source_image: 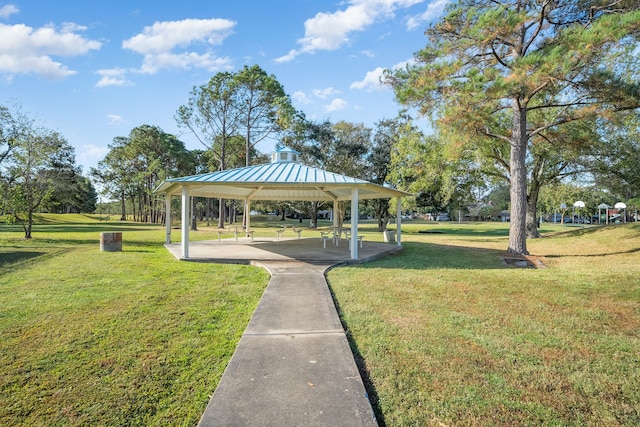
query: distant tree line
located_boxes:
[4,5,639,253]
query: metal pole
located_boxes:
[165,195,171,244]
[181,187,189,259]
[350,188,359,259]
[396,198,402,246]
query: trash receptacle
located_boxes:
[383,230,395,243]
[100,232,122,252]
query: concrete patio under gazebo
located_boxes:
[163,234,403,264]
[155,146,411,261]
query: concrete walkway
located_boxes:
[198,261,378,426]
[165,238,400,426]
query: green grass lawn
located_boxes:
[328,221,640,426]
[0,214,269,426]
[2,215,639,426]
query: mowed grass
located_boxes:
[328,221,640,426]
[0,214,269,426]
[3,215,639,426]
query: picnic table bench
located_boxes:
[216,226,239,242]
[276,225,303,240]
[217,226,255,242]
[320,228,363,248]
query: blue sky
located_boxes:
[0,0,448,172]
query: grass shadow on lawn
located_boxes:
[327,282,390,427]
[0,250,47,267]
[0,246,74,271]
[544,245,640,258]
[361,241,517,270]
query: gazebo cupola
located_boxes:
[271,146,300,163]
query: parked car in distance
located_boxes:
[436,214,450,221]
[572,216,591,224]
[546,213,571,223]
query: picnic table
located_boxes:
[216,226,255,242]
[276,225,303,240]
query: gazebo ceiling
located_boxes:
[155,161,411,202]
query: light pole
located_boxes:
[573,200,585,227]
[615,202,627,223]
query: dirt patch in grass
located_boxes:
[502,255,546,268]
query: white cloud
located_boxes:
[361,50,375,58]
[123,18,235,74]
[275,49,298,63]
[275,0,424,63]
[406,0,449,31]
[350,67,385,91]
[292,91,312,104]
[0,4,19,19]
[138,51,232,74]
[325,98,348,112]
[392,58,416,70]
[312,86,340,99]
[123,18,234,53]
[107,114,126,125]
[351,58,415,91]
[0,21,101,80]
[95,68,132,87]
[77,144,109,166]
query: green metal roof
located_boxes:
[155,161,410,202]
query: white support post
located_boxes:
[351,188,359,259]
[181,187,189,259]
[165,195,171,244]
[333,201,339,229]
[246,199,251,234]
[396,198,402,246]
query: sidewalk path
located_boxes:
[198,260,378,426]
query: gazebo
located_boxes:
[155,146,411,260]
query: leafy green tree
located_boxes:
[288,120,372,227]
[235,65,297,167]
[127,125,193,223]
[2,124,77,238]
[386,0,640,255]
[74,176,98,213]
[176,72,244,227]
[91,126,193,223]
[0,105,23,166]
[590,111,640,201]
[44,167,97,213]
[368,119,396,231]
[472,109,597,237]
[91,137,132,220]
[388,118,470,215]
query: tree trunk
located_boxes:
[508,102,529,255]
[120,191,126,221]
[243,201,248,229]
[206,198,211,226]
[25,209,33,239]
[231,201,237,223]
[130,195,136,222]
[218,198,225,228]
[335,201,344,227]
[526,180,542,239]
[310,201,319,229]
[190,196,197,230]
[374,198,390,231]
